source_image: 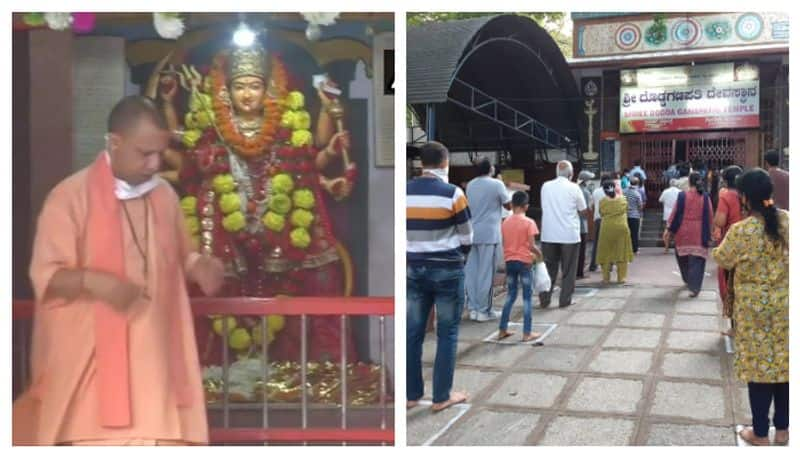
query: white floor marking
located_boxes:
[482,322,557,345]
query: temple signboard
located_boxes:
[619,62,760,134]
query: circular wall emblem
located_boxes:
[736,13,763,41]
[615,23,641,50]
[584,80,598,97]
[671,18,702,46]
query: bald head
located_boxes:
[556,160,573,179]
[107,95,168,135]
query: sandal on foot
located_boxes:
[522,332,542,342]
[774,430,789,446]
[431,391,468,413]
[739,427,770,446]
[406,400,420,409]
[497,330,514,341]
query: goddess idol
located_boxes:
[152,43,358,363]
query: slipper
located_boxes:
[738,427,770,446]
[497,330,514,341]
[522,332,542,342]
[431,391,468,413]
[774,430,789,446]
[406,400,420,409]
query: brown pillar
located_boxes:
[12,29,74,299]
[745,130,761,169]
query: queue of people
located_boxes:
[407,142,789,445]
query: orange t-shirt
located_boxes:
[502,213,539,264]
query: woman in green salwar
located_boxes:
[596,176,634,284]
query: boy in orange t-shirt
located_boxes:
[498,191,542,342]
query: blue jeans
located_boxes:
[407,264,465,403]
[499,261,534,335]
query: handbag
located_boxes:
[722,268,735,319]
[533,261,551,293]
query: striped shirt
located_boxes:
[407,176,473,266]
[623,186,643,219]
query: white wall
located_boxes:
[350,33,394,372]
[72,36,126,171]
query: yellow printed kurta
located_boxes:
[711,212,789,383]
[17,169,208,445]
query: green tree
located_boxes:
[407,12,572,58]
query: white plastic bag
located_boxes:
[533,262,551,293]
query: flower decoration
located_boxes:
[280,111,296,128]
[292,189,316,209]
[290,129,313,147]
[269,194,292,215]
[300,13,340,27]
[271,173,295,195]
[44,13,73,31]
[71,13,96,34]
[290,227,311,249]
[182,129,203,148]
[267,315,286,332]
[292,111,311,130]
[262,212,286,232]
[285,91,305,110]
[212,174,237,194]
[222,211,247,232]
[22,13,46,27]
[153,13,185,40]
[185,216,200,235]
[180,196,198,215]
[219,193,242,214]
[290,209,314,228]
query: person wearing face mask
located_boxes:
[464,157,511,321]
[407,141,473,412]
[539,161,589,308]
[712,168,788,446]
[663,172,714,298]
[596,176,634,284]
[13,95,225,445]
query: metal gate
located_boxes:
[636,138,673,208]
[686,137,746,170]
[630,135,747,207]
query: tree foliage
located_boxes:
[407,12,572,57]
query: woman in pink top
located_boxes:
[498,191,542,342]
[664,173,714,297]
[714,166,744,336]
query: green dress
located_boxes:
[596,196,634,265]
[712,212,789,383]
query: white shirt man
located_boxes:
[539,161,588,308]
[659,179,681,223]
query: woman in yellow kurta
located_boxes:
[596,177,634,284]
[712,168,788,446]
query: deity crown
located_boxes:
[228,45,268,82]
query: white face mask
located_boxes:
[104,144,161,201]
[425,167,449,183]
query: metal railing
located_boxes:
[12,296,394,445]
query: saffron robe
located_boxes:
[14,165,208,445]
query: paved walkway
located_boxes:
[408,247,755,446]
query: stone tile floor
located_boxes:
[408,248,749,446]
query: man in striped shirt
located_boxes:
[407,141,473,412]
